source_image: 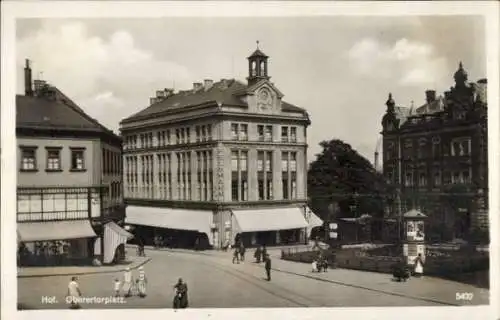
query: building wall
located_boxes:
[17,136,96,187]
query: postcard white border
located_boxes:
[1,1,499,320]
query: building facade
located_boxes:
[381,62,488,241]
[16,59,131,266]
[121,46,322,249]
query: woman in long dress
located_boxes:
[137,266,147,297]
[414,253,424,277]
[122,267,133,297]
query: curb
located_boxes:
[271,267,460,306]
[17,257,152,278]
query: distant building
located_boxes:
[16,59,130,266]
[381,62,488,240]
[120,45,322,249]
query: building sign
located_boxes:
[329,232,338,239]
[329,223,338,230]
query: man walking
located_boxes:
[239,243,246,262]
[232,247,240,264]
[264,254,271,281]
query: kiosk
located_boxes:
[402,209,427,266]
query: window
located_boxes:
[239,124,248,141]
[231,124,238,140]
[290,127,297,142]
[433,171,441,186]
[282,179,289,199]
[70,148,85,170]
[258,125,265,141]
[432,136,440,158]
[206,125,212,141]
[20,147,37,171]
[281,152,288,172]
[265,151,272,172]
[290,152,297,171]
[452,172,461,184]
[291,180,297,199]
[46,148,61,171]
[267,179,273,199]
[258,180,264,200]
[231,179,239,201]
[418,138,427,159]
[231,151,238,171]
[451,138,471,156]
[196,126,201,142]
[419,172,427,186]
[240,151,248,172]
[405,171,413,186]
[265,125,273,142]
[281,126,289,142]
[257,152,264,171]
[463,170,471,184]
[186,128,190,143]
[176,129,180,144]
[241,180,248,201]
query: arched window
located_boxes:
[260,61,265,75]
[251,61,257,76]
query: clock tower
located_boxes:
[247,41,270,86]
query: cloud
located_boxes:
[347,37,447,86]
[17,21,194,131]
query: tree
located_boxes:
[308,139,392,223]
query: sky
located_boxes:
[15,16,486,164]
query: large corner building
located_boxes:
[121,46,322,249]
[381,62,488,241]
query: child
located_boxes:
[114,278,121,297]
[312,259,318,272]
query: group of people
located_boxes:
[232,243,247,264]
[115,266,148,298]
[311,253,329,273]
[253,245,267,263]
[18,241,71,266]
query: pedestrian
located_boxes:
[239,243,246,262]
[67,276,82,309]
[232,247,240,264]
[173,278,188,309]
[262,245,267,259]
[254,246,262,263]
[414,253,424,278]
[114,278,121,297]
[312,259,318,272]
[264,254,272,281]
[137,266,147,298]
[122,267,133,297]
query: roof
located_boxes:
[121,78,307,124]
[248,48,268,58]
[17,95,101,131]
[403,209,427,219]
[394,106,411,125]
[17,86,121,142]
[415,97,445,115]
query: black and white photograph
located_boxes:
[1,1,499,320]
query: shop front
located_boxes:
[125,206,214,249]
[230,207,309,247]
[17,219,97,266]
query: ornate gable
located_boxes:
[243,79,285,114]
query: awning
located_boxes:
[232,207,308,233]
[95,222,133,264]
[17,220,97,242]
[125,206,213,239]
[305,207,323,238]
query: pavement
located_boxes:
[17,244,489,308]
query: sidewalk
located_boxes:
[161,245,489,306]
[268,257,489,306]
[17,255,151,278]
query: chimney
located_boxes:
[156,90,166,99]
[150,97,158,105]
[425,90,436,104]
[33,79,47,95]
[193,82,203,92]
[204,79,213,91]
[24,59,33,96]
